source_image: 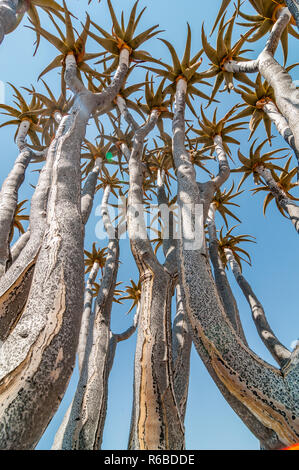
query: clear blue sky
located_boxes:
[0,0,298,450]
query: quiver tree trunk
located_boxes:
[54,236,120,450]
[53,185,137,450]
[0,99,87,450]
[0,49,129,450]
[126,110,184,450]
[172,77,299,449]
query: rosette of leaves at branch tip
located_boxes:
[9,200,29,242]
[101,114,134,166]
[0,83,43,147]
[238,0,299,63]
[84,242,107,276]
[143,23,212,115]
[145,149,176,194]
[16,0,65,54]
[81,133,112,178]
[136,73,173,120]
[146,126,174,172]
[251,156,299,216]
[218,225,256,271]
[92,281,124,303]
[22,79,73,145]
[190,104,247,157]
[212,183,243,228]
[186,136,214,175]
[28,0,104,84]
[231,63,299,142]
[211,0,233,35]
[230,74,275,142]
[201,7,255,104]
[119,279,141,314]
[96,167,127,198]
[232,138,288,188]
[87,0,162,74]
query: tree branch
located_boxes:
[256,166,299,234]
[207,204,248,344]
[0,146,33,276]
[212,135,230,189]
[81,157,103,225]
[127,110,160,269]
[225,248,291,367]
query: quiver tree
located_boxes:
[0,0,298,451]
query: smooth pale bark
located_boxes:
[0,51,129,450]
[224,248,291,367]
[156,169,177,275]
[81,157,103,225]
[258,53,299,168]
[0,146,32,276]
[116,94,139,132]
[212,135,230,189]
[77,261,100,373]
[207,204,247,345]
[172,284,192,422]
[195,134,231,224]
[10,229,30,264]
[225,8,299,163]
[262,101,299,165]
[256,166,299,233]
[172,79,298,449]
[127,110,184,450]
